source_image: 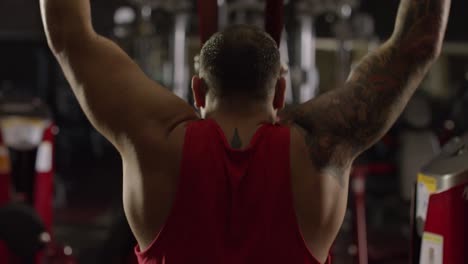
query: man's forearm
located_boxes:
[390,0,451,64]
[342,0,451,150]
[40,0,94,54]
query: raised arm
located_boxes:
[40,0,198,151]
[281,0,451,184]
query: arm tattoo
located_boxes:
[231,128,242,149]
[280,0,450,185]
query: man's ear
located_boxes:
[191,76,207,109]
[273,77,286,110]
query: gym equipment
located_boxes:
[400,95,440,201]
[128,0,195,99]
[197,0,284,51]
[0,98,55,231]
[173,4,192,99]
[287,0,362,103]
[350,163,402,264]
[289,0,320,103]
[0,98,77,263]
[412,134,468,264]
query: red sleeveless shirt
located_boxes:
[134,119,330,264]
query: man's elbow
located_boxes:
[46,26,96,57]
[41,2,64,54]
[45,28,66,55]
[415,38,443,63]
[41,0,94,54]
[43,17,95,55]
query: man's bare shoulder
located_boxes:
[134,118,199,158]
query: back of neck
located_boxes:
[204,110,275,150]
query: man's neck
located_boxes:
[204,108,276,126]
[204,109,276,149]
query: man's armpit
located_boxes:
[289,123,352,188]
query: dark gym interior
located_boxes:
[0,0,467,263]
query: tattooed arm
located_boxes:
[282,0,451,184]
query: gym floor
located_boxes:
[53,152,126,263]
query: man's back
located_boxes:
[130,119,333,264]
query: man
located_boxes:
[40,0,450,263]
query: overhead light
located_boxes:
[114,6,136,25]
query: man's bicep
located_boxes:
[57,35,197,148]
[281,45,425,167]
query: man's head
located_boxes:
[192,25,286,117]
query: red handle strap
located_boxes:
[265,0,284,47]
[198,0,219,45]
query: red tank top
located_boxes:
[134,119,330,264]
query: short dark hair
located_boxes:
[199,25,281,101]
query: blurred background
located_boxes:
[0,0,467,263]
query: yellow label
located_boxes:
[418,173,437,193]
[423,232,444,244]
